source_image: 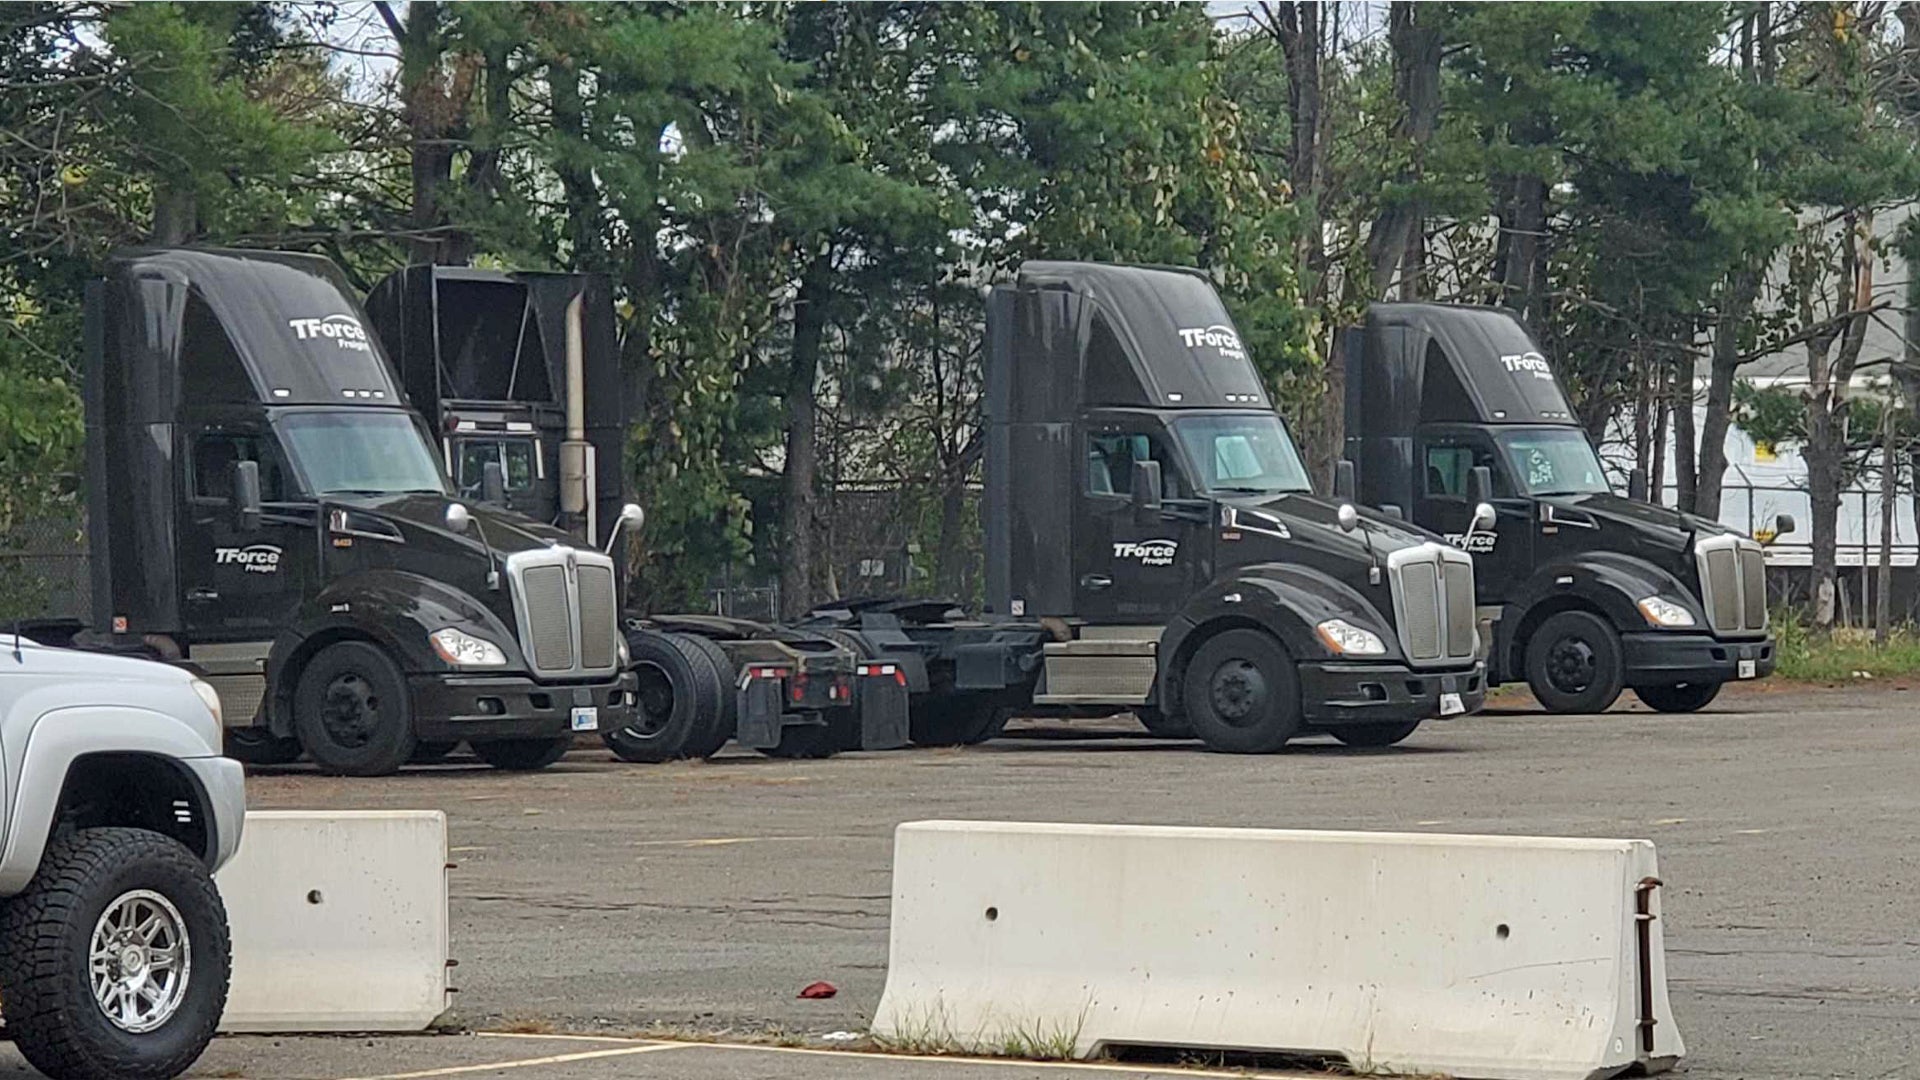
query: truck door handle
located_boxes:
[1081,574,1113,590]
[187,587,220,603]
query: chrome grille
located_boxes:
[505,546,624,679]
[1694,534,1768,635]
[1388,543,1478,667]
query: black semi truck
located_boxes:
[364,265,908,760]
[808,262,1488,752]
[1342,303,1786,713]
[63,248,635,775]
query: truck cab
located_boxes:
[84,249,635,775]
[1344,303,1781,713]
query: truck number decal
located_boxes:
[1177,324,1247,361]
[287,313,372,353]
[1500,350,1554,381]
[215,544,283,573]
[1113,539,1178,566]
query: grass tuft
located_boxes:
[1771,613,1920,682]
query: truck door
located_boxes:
[1076,423,1210,622]
[1416,429,1532,604]
[178,426,314,639]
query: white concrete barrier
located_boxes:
[216,810,449,1032]
[872,821,1683,1080]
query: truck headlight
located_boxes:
[1636,596,1695,628]
[189,678,223,727]
[1315,618,1387,656]
[431,627,509,667]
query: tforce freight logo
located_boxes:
[288,313,371,352]
[1444,532,1497,554]
[1113,539,1179,567]
[1500,350,1554,381]
[1177,324,1247,361]
[215,544,283,574]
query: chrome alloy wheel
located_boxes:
[89,889,191,1033]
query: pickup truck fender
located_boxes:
[0,705,241,893]
[1494,552,1704,680]
[1157,563,1404,711]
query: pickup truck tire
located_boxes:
[1523,610,1625,714]
[471,736,572,770]
[1331,720,1423,747]
[1633,681,1722,713]
[1182,628,1301,754]
[0,828,229,1080]
[909,696,1009,747]
[293,641,417,776]
[604,631,730,763]
[223,727,302,767]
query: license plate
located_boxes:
[1737,659,1756,680]
[1439,692,1465,716]
[570,706,599,732]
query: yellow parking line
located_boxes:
[334,1042,685,1080]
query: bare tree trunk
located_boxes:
[550,63,600,269]
[387,0,464,265]
[1650,359,1670,498]
[779,256,834,620]
[1673,360,1697,513]
[1497,172,1550,329]
[1695,267,1761,520]
[1365,1,1440,298]
[1876,401,1895,643]
[1806,210,1875,629]
[151,181,197,245]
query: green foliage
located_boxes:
[1770,613,1920,682]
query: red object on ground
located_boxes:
[797,981,838,1000]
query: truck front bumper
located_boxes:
[409,671,637,741]
[1621,632,1774,686]
[1297,660,1486,727]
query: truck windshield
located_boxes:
[1171,414,1313,495]
[276,411,448,497]
[1497,428,1610,496]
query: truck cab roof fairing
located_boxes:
[1358,303,1577,429]
[105,248,403,410]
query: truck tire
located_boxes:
[1134,705,1195,739]
[1523,610,1625,714]
[0,828,229,1080]
[909,696,1010,747]
[603,631,730,763]
[223,727,302,767]
[1331,721,1423,747]
[471,736,572,770]
[811,627,874,659]
[675,633,739,759]
[757,713,853,760]
[1633,681,1722,713]
[1182,628,1301,754]
[292,641,417,776]
[409,740,460,764]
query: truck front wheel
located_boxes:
[292,641,417,776]
[1182,629,1301,753]
[471,736,572,770]
[1633,681,1722,713]
[1523,610,1625,714]
[1331,721,1422,747]
[909,696,1010,747]
[603,631,731,763]
[0,828,229,1080]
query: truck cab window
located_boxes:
[192,433,290,502]
[455,438,537,496]
[1088,432,1185,498]
[1423,439,1508,499]
[1496,428,1610,496]
[1169,414,1311,495]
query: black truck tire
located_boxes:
[409,740,460,764]
[909,696,1010,747]
[1331,721,1423,747]
[1523,610,1625,714]
[810,626,874,659]
[675,633,740,758]
[0,828,229,1080]
[292,641,417,776]
[1182,628,1302,754]
[223,727,302,767]
[1633,681,1722,713]
[757,713,856,760]
[1134,705,1195,739]
[471,736,572,770]
[604,631,731,763]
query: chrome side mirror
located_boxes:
[1337,503,1359,533]
[1471,501,1496,535]
[445,502,472,535]
[603,502,645,555]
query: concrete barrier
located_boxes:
[216,810,449,1032]
[872,821,1683,1080]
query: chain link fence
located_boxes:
[0,512,89,622]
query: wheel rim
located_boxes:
[627,661,675,738]
[1207,658,1268,728]
[1544,635,1598,695]
[320,671,381,748]
[90,889,191,1034]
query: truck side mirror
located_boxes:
[1131,459,1163,523]
[1628,467,1649,502]
[1378,504,1404,521]
[603,502,645,555]
[1468,465,1493,507]
[482,460,507,506]
[1333,459,1356,501]
[1471,501,1497,534]
[1774,512,1796,538]
[230,459,262,532]
[445,502,471,535]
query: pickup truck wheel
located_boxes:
[0,828,229,1080]
[1633,681,1722,713]
[1134,705,1195,739]
[1182,629,1301,753]
[1523,611,1625,714]
[1331,721,1423,747]
[603,631,730,763]
[471,736,572,770]
[223,727,301,767]
[909,696,1009,747]
[293,641,417,776]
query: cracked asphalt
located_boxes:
[223,680,1918,1080]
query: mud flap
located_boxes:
[855,664,911,750]
[735,672,783,749]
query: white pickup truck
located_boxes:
[0,638,245,1080]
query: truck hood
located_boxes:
[1225,491,1441,554]
[1541,492,1723,550]
[327,492,574,555]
